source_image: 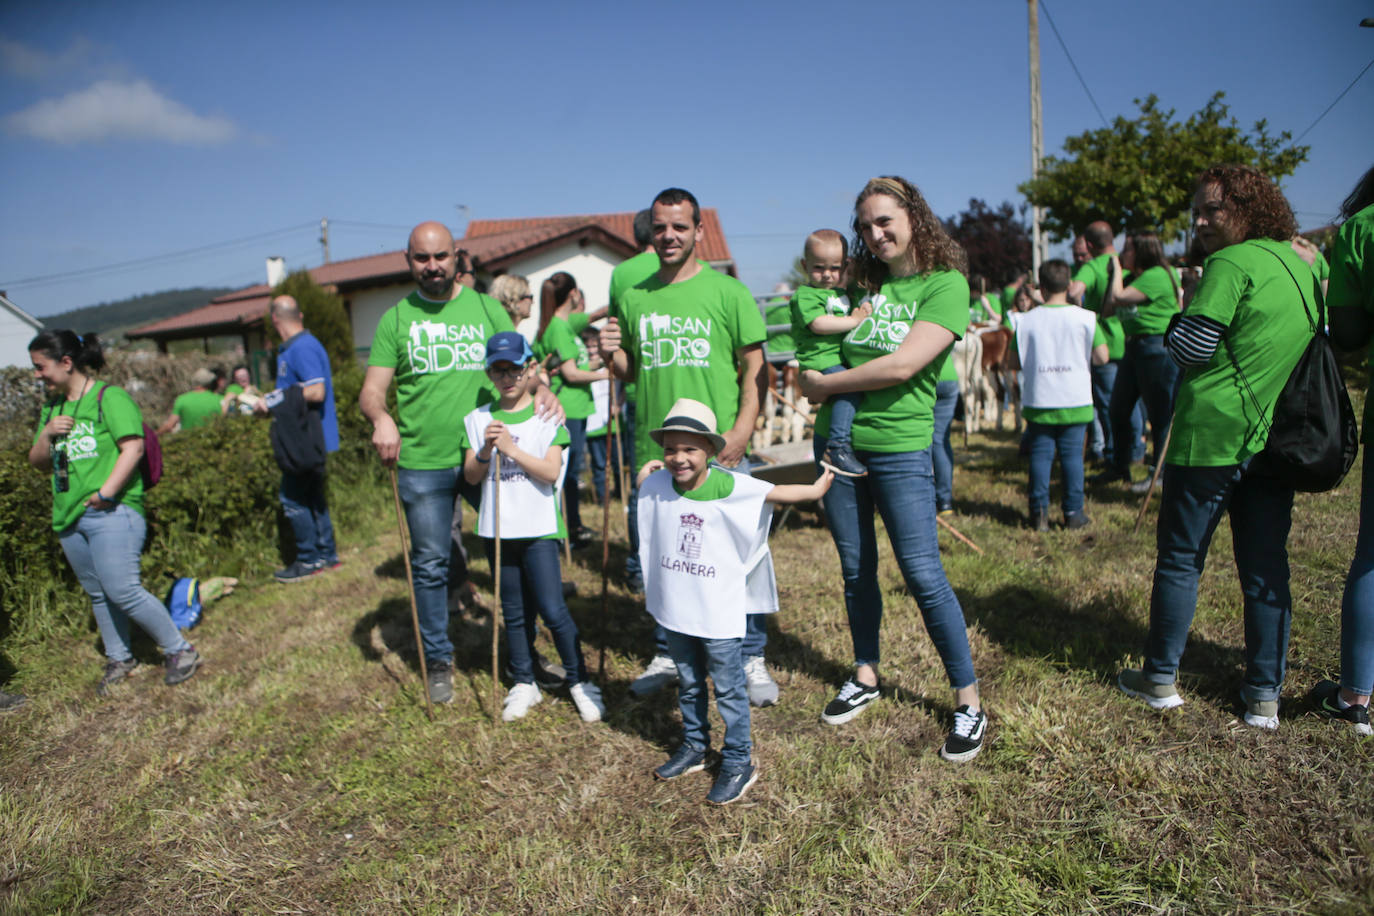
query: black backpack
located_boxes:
[1230,246,1358,492]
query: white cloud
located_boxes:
[3,79,237,145]
[0,35,96,80]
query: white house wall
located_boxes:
[0,308,42,368]
[349,281,418,354]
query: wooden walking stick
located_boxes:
[490,447,502,722]
[768,387,816,429]
[936,514,984,555]
[612,387,629,504]
[1133,421,1174,533]
[598,382,618,682]
[389,466,434,721]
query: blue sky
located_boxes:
[2,0,1371,318]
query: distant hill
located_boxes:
[39,287,234,341]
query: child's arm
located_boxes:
[462,445,488,485]
[766,467,833,504]
[808,300,872,336]
[636,459,664,487]
[472,420,564,486]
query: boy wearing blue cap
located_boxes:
[462,332,605,723]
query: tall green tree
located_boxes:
[1019,92,1308,244]
[268,270,354,370]
[943,199,1032,287]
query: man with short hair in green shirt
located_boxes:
[599,188,780,707]
[157,368,222,434]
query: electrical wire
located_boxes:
[1039,0,1110,128]
[1294,56,1374,144]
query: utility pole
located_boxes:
[319,217,331,264]
[1028,0,1046,273]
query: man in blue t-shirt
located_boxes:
[263,294,339,582]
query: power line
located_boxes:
[1039,0,1110,128]
[0,222,316,290]
[1294,56,1374,144]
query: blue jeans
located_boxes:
[281,467,337,567]
[587,434,624,504]
[564,417,587,534]
[483,537,586,685]
[396,466,464,664]
[1341,451,1374,696]
[1111,335,1179,473]
[59,503,190,662]
[931,379,959,510]
[448,477,482,594]
[1026,422,1087,517]
[820,364,863,449]
[664,628,751,771]
[814,437,977,688]
[1143,462,1295,703]
[1091,361,1146,463]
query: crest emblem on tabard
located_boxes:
[677,513,703,558]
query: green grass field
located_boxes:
[3,426,1371,915]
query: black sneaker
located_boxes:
[1312,680,1373,737]
[570,527,595,550]
[427,660,454,705]
[1064,511,1092,530]
[820,445,868,478]
[274,560,319,584]
[312,558,343,573]
[654,743,707,780]
[821,677,881,725]
[940,704,987,762]
[97,657,140,696]
[706,763,758,805]
[163,648,202,686]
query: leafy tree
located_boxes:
[1019,92,1308,244]
[268,270,355,370]
[943,199,1032,288]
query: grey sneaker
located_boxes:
[0,689,28,710]
[1117,668,1183,710]
[427,661,454,705]
[1242,696,1279,730]
[164,648,201,686]
[743,656,779,707]
[98,657,141,696]
[630,654,679,696]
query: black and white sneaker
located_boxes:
[940,705,987,762]
[821,677,880,725]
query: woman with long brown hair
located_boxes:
[800,176,985,762]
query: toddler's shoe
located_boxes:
[820,445,867,478]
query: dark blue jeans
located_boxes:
[1026,421,1087,516]
[483,537,586,685]
[820,364,863,449]
[397,466,463,664]
[931,379,959,510]
[1111,335,1179,473]
[1143,462,1295,703]
[664,628,751,770]
[281,467,337,567]
[1342,451,1374,696]
[564,417,587,534]
[814,437,977,688]
[1091,360,1145,464]
[587,433,624,504]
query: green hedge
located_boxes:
[0,362,387,651]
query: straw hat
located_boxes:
[649,398,726,452]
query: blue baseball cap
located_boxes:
[485,331,534,368]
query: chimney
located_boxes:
[266,256,286,288]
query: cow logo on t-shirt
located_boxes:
[405,320,490,374]
[638,313,713,369]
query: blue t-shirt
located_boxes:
[276,330,338,453]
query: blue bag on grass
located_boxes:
[165,577,203,629]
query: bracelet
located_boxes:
[476,453,491,464]
[96,491,109,502]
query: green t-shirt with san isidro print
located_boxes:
[790,285,854,371]
[538,315,595,420]
[1168,239,1317,467]
[34,382,147,531]
[368,286,514,470]
[611,265,766,469]
[816,270,969,453]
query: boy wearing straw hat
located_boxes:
[638,398,831,804]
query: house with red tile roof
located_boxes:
[127,209,737,363]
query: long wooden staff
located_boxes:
[389,467,433,721]
[936,514,984,555]
[768,387,816,429]
[490,448,502,722]
[598,382,618,682]
[613,386,629,503]
[1133,421,1173,533]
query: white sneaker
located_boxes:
[630,654,679,696]
[743,655,779,707]
[570,682,605,722]
[502,682,543,722]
